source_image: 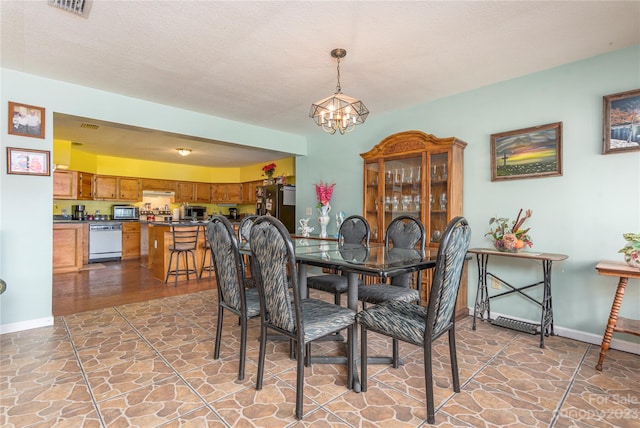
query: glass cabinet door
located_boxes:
[363,161,381,241]
[381,156,423,241]
[427,152,449,246]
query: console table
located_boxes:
[469,248,568,348]
[594,260,640,371]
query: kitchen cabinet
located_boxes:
[242,180,262,203]
[195,182,211,204]
[118,177,140,201]
[53,170,77,199]
[212,183,243,203]
[53,170,94,200]
[122,222,141,259]
[141,178,176,192]
[53,223,84,273]
[361,130,468,314]
[175,182,195,203]
[93,175,118,200]
[78,171,94,200]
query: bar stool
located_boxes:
[200,224,215,279]
[165,224,200,286]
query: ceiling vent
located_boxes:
[49,0,92,18]
[80,122,99,130]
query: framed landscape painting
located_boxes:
[490,122,563,182]
[602,89,640,154]
[8,101,45,139]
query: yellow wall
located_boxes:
[60,145,295,183]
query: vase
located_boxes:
[624,252,640,268]
[493,240,519,253]
[318,204,331,238]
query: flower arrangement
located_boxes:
[262,163,277,178]
[619,232,640,268]
[315,181,335,208]
[486,208,533,252]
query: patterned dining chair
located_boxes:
[357,216,471,424]
[307,215,370,305]
[249,216,357,420]
[207,215,261,380]
[357,215,426,307]
[238,215,259,288]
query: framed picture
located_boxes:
[490,122,563,182]
[6,147,51,176]
[7,101,45,139]
[602,89,640,154]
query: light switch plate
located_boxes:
[491,277,500,290]
[306,207,312,216]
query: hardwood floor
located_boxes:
[52,258,216,316]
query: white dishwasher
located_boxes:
[89,222,123,262]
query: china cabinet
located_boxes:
[361,130,466,246]
[361,130,468,315]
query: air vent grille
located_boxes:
[49,0,92,18]
[80,123,99,130]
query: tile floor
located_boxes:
[1,289,638,427]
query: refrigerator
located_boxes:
[257,184,296,233]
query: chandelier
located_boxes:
[309,48,369,135]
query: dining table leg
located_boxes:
[298,263,308,299]
[347,271,361,392]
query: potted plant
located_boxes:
[486,209,533,252]
[619,232,640,268]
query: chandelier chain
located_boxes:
[335,57,342,94]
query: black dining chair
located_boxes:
[357,215,426,307]
[357,216,471,424]
[238,215,260,288]
[164,223,200,286]
[207,215,261,380]
[307,215,370,305]
[249,216,356,420]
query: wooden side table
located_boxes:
[595,260,640,371]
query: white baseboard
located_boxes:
[0,316,54,335]
[465,307,640,355]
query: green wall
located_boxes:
[297,45,640,350]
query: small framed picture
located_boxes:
[602,89,640,154]
[7,147,51,176]
[490,122,563,182]
[8,101,45,139]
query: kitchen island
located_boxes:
[148,221,211,282]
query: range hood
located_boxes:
[142,190,175,197]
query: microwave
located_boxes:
[185,206,207,220]
[112,205,139,220]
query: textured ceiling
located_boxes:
[2,1,639,167]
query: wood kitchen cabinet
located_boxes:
[194,182,211,204]
[361,130,468,316]
[53,223,84,273]
[118,177,140,201]
[53,170,77,199]
[242,180,262,203]
[212,183,243,203]
[93,175,118,200]
[53,170,94,200]
[94,176,139,201]
[175,182,195,203]
[121,222,141,259]
[140,178,176,192]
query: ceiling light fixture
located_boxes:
[176,148,192,157]
[309,48,369,135]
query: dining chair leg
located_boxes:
[425,342,435,424]
[239,315,247,380]
[392,338,400,368]
[214,308,224,359]
[449,327,460,392]
[295,339,305,420]
[360,324,368,392]
[256,323,267,390]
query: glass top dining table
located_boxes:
[240,237,438,392]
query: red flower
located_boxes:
[262,163,277,176]
[315,181,335,207]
